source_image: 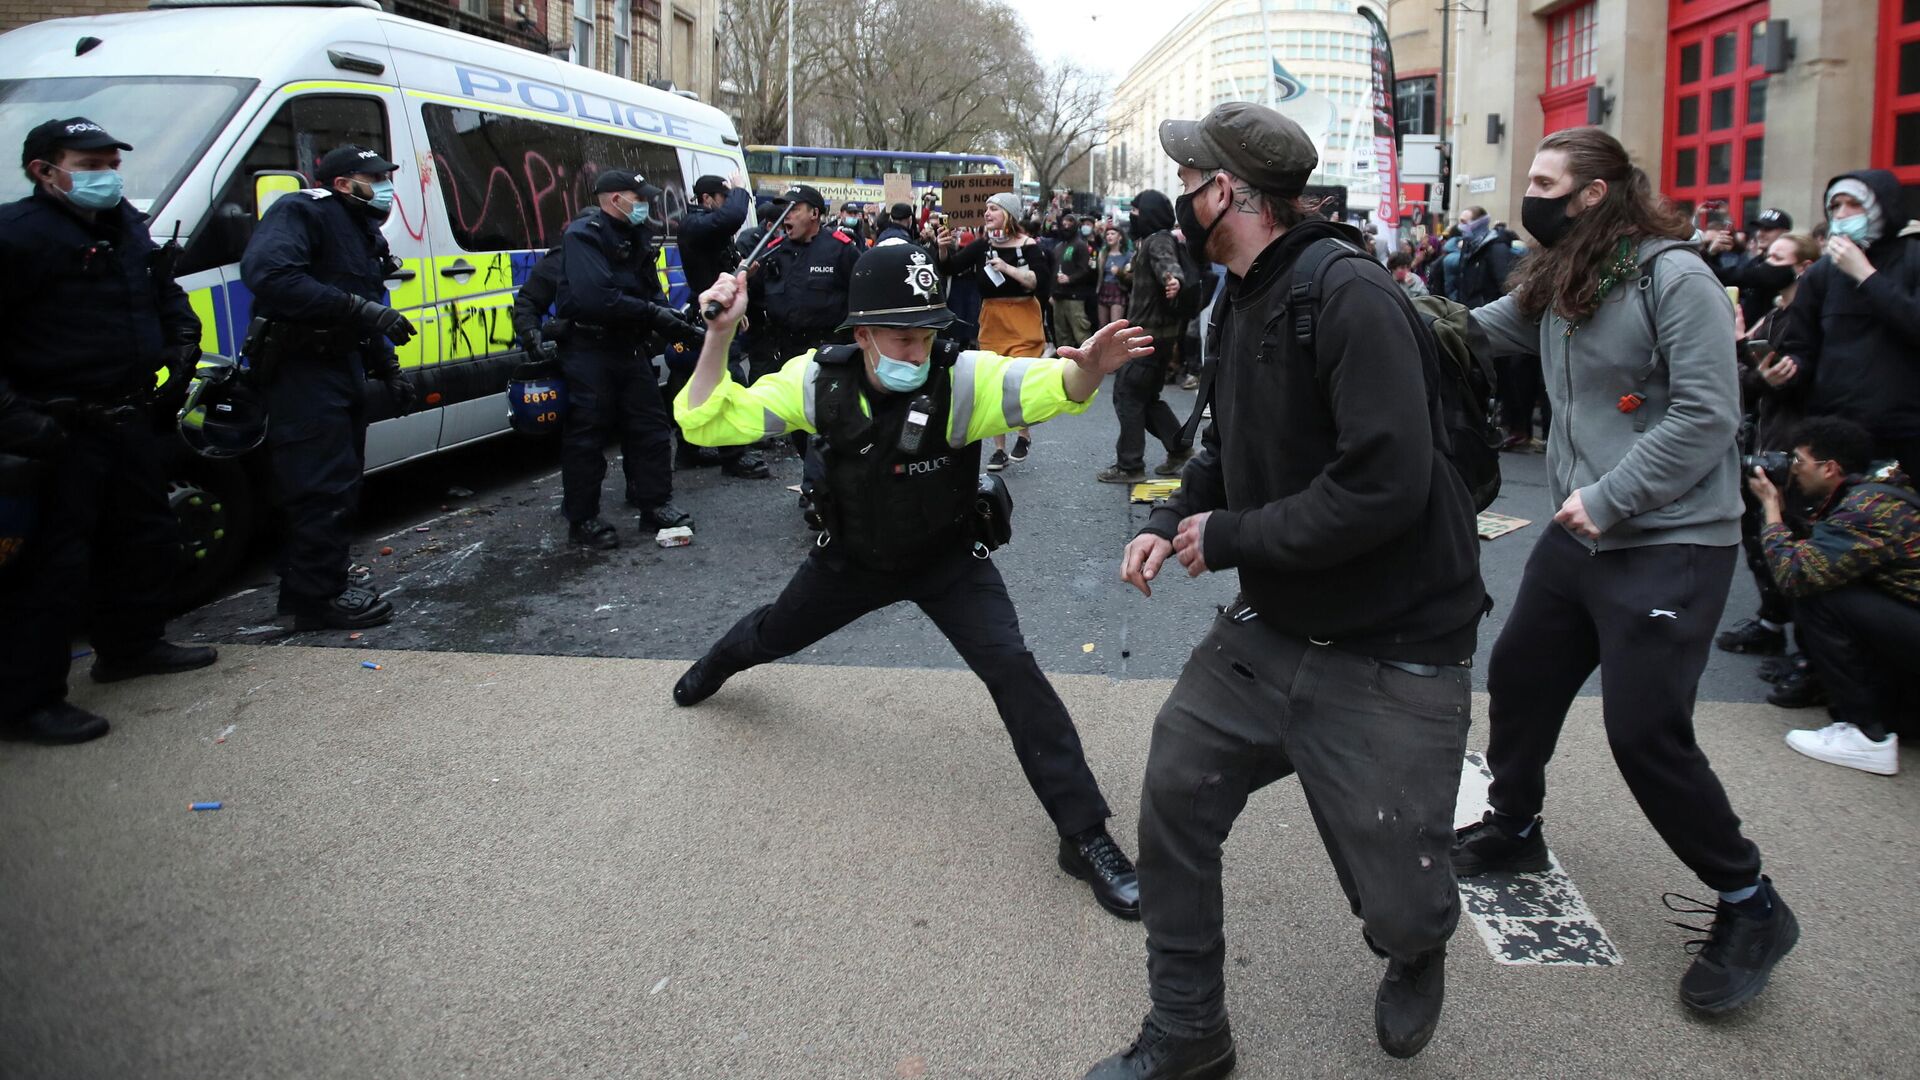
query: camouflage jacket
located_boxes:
[1761,464,1920,605]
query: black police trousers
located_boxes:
[559,339,672,522]
[702,547,1112,838]
[1138,606,1471,1037]
[1792,584,1920,741]
[1486,526,1763,892]
[0,417,179,722]
[267,353,368,603]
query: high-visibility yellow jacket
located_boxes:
[673,349,1095,448]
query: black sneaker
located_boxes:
[1767,668,1828,709]
[4,702,111,744]
[1059,828,1141,920]
[1669,877,1799,1015]
[91,642,218,683]
[1376,949,1446,1059]
[1716,618,1786,655]
[1758,652,1805,685]
[1451,811,1550,876]
[1083,1016,1235,1080]
[568,518,620,550]
[637,503,693,530]
[1008,436,1031,463]
[987,448,1009,472]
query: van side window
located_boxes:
[179,94,389,275]
[420,104,687,253]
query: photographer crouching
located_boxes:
[1747,415,1919,775]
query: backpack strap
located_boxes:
[1290,237,1376,356]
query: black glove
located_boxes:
[156,341,199,417]
[650,305,706,347]
[519,329,543,356]
[384,375,418,417]
[342,294,417,345]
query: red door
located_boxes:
[1664,0,1769,226]
[1876,0,1920,207]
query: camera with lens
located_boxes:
[1742,449,1792,487]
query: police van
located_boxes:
[0,0,747,602]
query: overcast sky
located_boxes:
[1018,0,1194,77]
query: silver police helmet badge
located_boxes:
[904,251,939,300]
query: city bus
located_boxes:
[742,146,1015,208]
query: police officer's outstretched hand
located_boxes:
[1057,319,1155,376]
[342,294,417,346]
[699,271,749,333]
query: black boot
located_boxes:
[568,518,620,550]
[1767,667,1828,708]
[4,702,111,744]
[675,445,722,470]
[1084,1016,1235,1080]
[721,451,771,479]
[91,642,219,683]
[1451,811,1551,876]
[637,503,693,530]
[1715,617,1785,655]
[1059,828,1141,920]
[288,585,395,631]
[673,653,736,707]
[1671,877,1799,1015]
[1375,949,1446,1059]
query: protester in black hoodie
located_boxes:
[1084,102,1485,1080]
[1774,169,1920,468]
[1096,189,1190,484]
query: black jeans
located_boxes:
[1112,347,1186,471]
[703,548,1112,837]
[1486,526,1762,892]
[558,340,672,522]
[1139,607,1471,1038]
[0,417,178,722]
[266,354,368,602]
[1792,585,1920,741]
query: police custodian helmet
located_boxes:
[837,243,955,331]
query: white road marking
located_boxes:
[1455,752,1622,967]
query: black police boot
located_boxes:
[673,653,737,707]
[1671,877,1799,1015]
[91,642,219,684]
[637,503,693,530]
[1716,617,1786,655]
[722,451,771,479]
[675,445,721,470]
[290,585,394,631]
[1059,828,1141,920]
[568,518,620,550]
[1375,949,1446,1059]
[1084,1016,1235,1080]
[1451,811,1551,876]
[5,702,111,744]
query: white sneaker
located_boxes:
[1784,722,1899,776]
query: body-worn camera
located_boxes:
[1743,449,1792,487]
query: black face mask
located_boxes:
[1521,192,1577,249]
[1174,181,1221,266]
[1750,261,1797,292]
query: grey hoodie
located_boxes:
[1471,237,1742,551]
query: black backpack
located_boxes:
[1167,234,1219,321]
[1288,237,1502,511]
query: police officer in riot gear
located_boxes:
[672,244,1157,920]
[0,116,217,744]
[552,170,701,549]
[669,172,767,479]
[241,143,418,630]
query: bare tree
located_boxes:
[719,0,833,145]
[1003,61,1119,197]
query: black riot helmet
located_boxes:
[178,357,268,459]
[836,243,955,331]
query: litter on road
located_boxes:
[360,661,383,671]
[656,526,694,548]
[188,802,222,811]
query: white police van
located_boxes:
[0,0,747,601]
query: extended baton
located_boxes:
[703,199,798,322]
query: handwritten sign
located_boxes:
[882,172,913,209]
[940,172,1014,231]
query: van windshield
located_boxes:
[0,76,255,213]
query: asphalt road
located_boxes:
[169,372,1775,703]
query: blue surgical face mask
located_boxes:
[59,166,123,210]
[366,179,395,212]
[1828,212,1870,243]
[874,353,930,392]
[1080,224,1093,237]
[627,199,651,226]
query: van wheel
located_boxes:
[167,457,256,611]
